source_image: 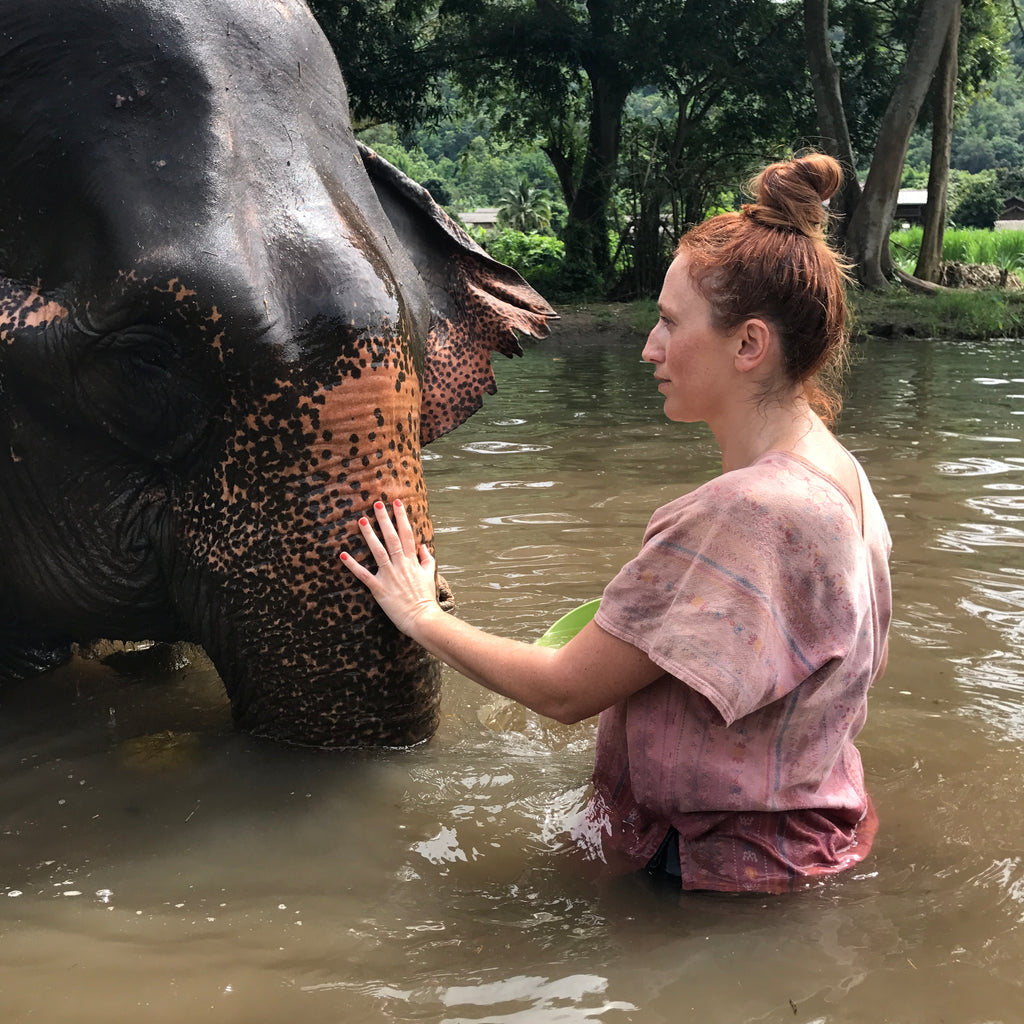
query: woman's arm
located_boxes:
[340,500,664,724]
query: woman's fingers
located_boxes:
[344,500,426,575]
[340,500,439,638]
[392,499,418,554]
[372,497,415,561]
[339,548,371,581]
[357,512,392,567]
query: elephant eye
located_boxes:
[80,327,222,462]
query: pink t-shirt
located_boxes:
[583,451,892,892]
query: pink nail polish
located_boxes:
[359,517,368,526]
[394,499,403,509]
[374,501,384,510]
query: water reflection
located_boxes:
[438,973,638,1022]
[460,441,553,455]
[3,335,1024,1022]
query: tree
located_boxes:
[803,0,861,224]
[804,0,963,288]
[805,0,1010,289]
[610,4,810,298]
[434,0,802,295]
[950,27,1024,171]
[309,0,1013,295]
[847,0,961,289]
[435,0,654,291]
[951,170,1003,226]
[497,179,554,232]
[916,0,1008,278]
[915,2,962,282]
[306,1,443,128]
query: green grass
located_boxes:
[606,234,1024,342]
[612,286,1024,343]
[890,226,1024,276]
[626,298,658,333]
[849,285,1024,339]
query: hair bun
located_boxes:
[744,153,843,238]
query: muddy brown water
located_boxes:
[2,333,1024,1023]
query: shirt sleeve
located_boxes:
[594,463,862,725]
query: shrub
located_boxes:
[950,173,1003,229]
[470,227,565,293]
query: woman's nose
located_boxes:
[641,332,660,364]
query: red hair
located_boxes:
[676,153,851,424]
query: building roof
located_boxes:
[460,207,501,226]
[897,188,928,206]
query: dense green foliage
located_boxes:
[950,171,1005,228]
[358,122,562,215]
[908,25,1024,172]
[469,229,565,294]
[307,1,1024,300]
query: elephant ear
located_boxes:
[358,142,556,445]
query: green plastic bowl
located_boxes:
[534,599,601,648]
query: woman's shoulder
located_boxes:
[673,452,824,509]
[647,452,859,543]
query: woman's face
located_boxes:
[642,256,738,424]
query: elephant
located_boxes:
[0,0,554,747]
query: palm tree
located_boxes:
[497,179,553,233]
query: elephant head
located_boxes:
[0,0,553,746]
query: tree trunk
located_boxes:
[562,70,631,287]
[803,0,861,235]
[553,0,636,289]
[622,86,697,298]
[541,140,578,212]
[914,0,961,282]
[845,0,961,289]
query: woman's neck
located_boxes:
[714,397,824,474]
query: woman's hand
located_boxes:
[340,501,662,723]
[340,499,441,638]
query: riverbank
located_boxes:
[550,286,1024,344]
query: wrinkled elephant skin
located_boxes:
[0,0,553,746]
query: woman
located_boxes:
[341,152,892,893]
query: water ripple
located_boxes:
[965,494,1024,521]
[935,457,1024,476]
[966,858,1024,920]
[954,654,1024,740]
[461,441,552,455]
[474,480,557,491]
[482,512,584,526]
[933,523,1024,552]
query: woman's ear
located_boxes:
[734,318,774,373]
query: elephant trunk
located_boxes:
[172,334,442,747]
[218,595,442,748]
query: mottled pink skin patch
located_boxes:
[0,285,69,343]
[420,255,552,445]
[156,278,198,302]
[170,296,442,745]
